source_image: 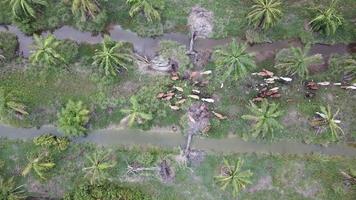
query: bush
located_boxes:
[58,100,90,137]
[0,31,18,62]
[64,182,151,200]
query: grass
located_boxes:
[0,138,355,199]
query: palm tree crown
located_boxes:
[93,36,132,77]
[247,0,283,30]
[126,0,163,22]
[214,40,256,83]
[275,44,323,79]
[121,96,152,127]
[242,100,283,139]
[309,0,344,35]
[7,0,47,19]
[30,34,65,66]
[215,158,253,197]
[0,177,26,200]
[82,150,116,185]
[71,0,100,20]
[316,105,344,141]
[21,154,55,180]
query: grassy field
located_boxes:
[0,138,355,199]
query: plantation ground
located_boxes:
[0,138,355,199]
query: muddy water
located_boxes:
[0,25,190,58]
[0,124,355,157]
[0,25,354,60]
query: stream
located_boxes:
[0,124,355,157]
[0,25,355,60]
[0,25,355,157]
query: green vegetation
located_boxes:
[0,87,29,121]
[0,31,18,61]
[93,36,132,77]
[0,177,25,200]
[213,40,256,83]
[121,96,153,127]
[275,44,323,79]
[7,0,48,19]
[215,158,253,197]
[71,0,100,20]
[30,34,65,67]
[315,105,344,141]
[33,134,70,151]
[58,100,90,136]
[309,0,344,36]
[82,150,116,185]
[127,0,164,22]
[247,0,283,30]
[21,153,55,180]
[64,181,151,200]
[242,100,283,140]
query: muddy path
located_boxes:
[0,25,355,61]
[0,124,355,157]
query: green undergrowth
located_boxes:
[0,138,355,199]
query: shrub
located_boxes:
[58,100,90,136]
[0,31,18,62]
[64,181,152,200]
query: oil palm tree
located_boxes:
[58,100,90,137]
[214,40,256,83]
[82,150,116,185]
[242,100,283,139]
[215,158,253,197]
[316,105,344,141]
[121,96,152,127]
[21,154,55,180]
[309,0,343,36]
[0,88,29,119]
[7,0,47,19]
[29,34,65,67]
[71,0,100,20]
[275,44,323,79]
[126,0,163,22]
[0,177,26,200]
[93,36,132,77]
[247,0,283,30]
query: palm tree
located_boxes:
[215,158,253,197]
[309,0,344,36]
[71,0,100,20]
[121,96,152,127]
[315,105,344,141]
[21,154,55,180]
[82,150,116,185]
[214,40,256,83]
[58,100,90,137]
[7,0,47,19]
[0,177,26,200]
[0,88,29,119]
[126,0,163,22]
[247,0,283,30]
[275,44,323,79]
[93,36,132,77]
[242,100,283,139]
[29,34,65,67]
